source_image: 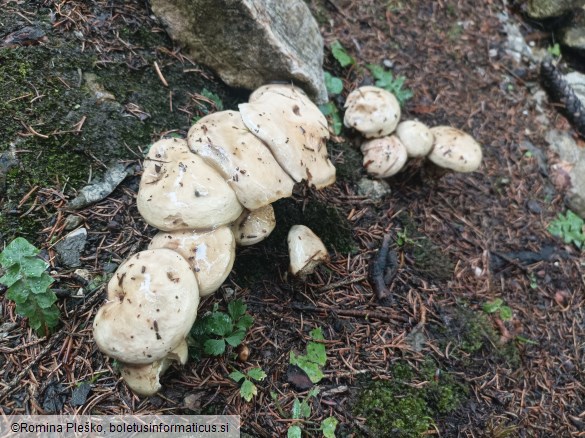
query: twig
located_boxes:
[316,275,367,292]
[290,303,408,323]
[368,234,398,301]
[153,61,168,87]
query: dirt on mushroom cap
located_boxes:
[136,138,243,231]
[92,249,199,365]
[148,227,236,297]
[238,85,336,189]
[187,110,295,210]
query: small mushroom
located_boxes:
[239,84,336,189]
[187,110,295,210]
[93,249,199,365]
[148,227,236,296]
[231,204,276,246]
[361,136,408,178]
[395,120,434,158]
[427,126,483,173]
[287,225,329,277]
[136,138,243,231]
[344,86,401,138]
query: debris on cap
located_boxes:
[239,84,336,189]
[136,138,243,231]
[188,110,295,210]
[361,135,408,178]
[148,227,236,296]
[428,126,483,173]
[344,86,401,138]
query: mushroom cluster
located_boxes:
[343,86,483,178]
[93,84,336,396]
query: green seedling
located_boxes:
[482,298,513,321]
[547,43,561,58]
[189,299,254,359]
[290,327,327,384]
[547,210,585,249]
[330,40,354,67]
[319,72,344,136]
[229,367,267,402]
[191,88,224,124]
[286,388,338,438]
[366,64,413,105]
[0,237,59,336]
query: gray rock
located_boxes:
[150,0,327,103]
[68,162,134,210]
[545,130,585,219]
[63,214,84,231]
[357,178,392,200]
[526,0,585,19]
[54,228,87,268]
[564,71,585,105]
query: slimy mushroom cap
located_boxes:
[187,110,295,210]
[239,85,336,189]
[148,227,236,297]
[361,135,408,178]
[428,126,483,172]
[395,120,434,158]
[231,204,276,246]
[137,138,243,231]
[93,249,199,365]
[344,86,401,138]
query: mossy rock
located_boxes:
[0,8,235,244]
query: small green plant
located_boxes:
[366,64,413,105]
[330,40,354,67]
[482,298,512,321]
[229,367,267,402]
[191,88,224,124]
[547,210,585,249]
[290,327,327,384]
[547,43,561,58]
[284,388,338,438]
[320,72,344,135]
[189,299,254,359]
[396,229,420,247]
[0,237,59,336]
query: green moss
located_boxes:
[354,360,466,437]
[0,13,234,243]
[435,307,520,366]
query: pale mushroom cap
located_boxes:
[239,85,336,189]
[287,225,329,277]
[428,126,483,172]
[137,138,243,231]
[119,340,188,397]
[248,83,308,103]
[395,120,434,158]
[361,135,408,178]
[148,227,236,296]
[93,249,199,365]
[187,110,295,210]
[231,204,276,246]
[344,86,401,138]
